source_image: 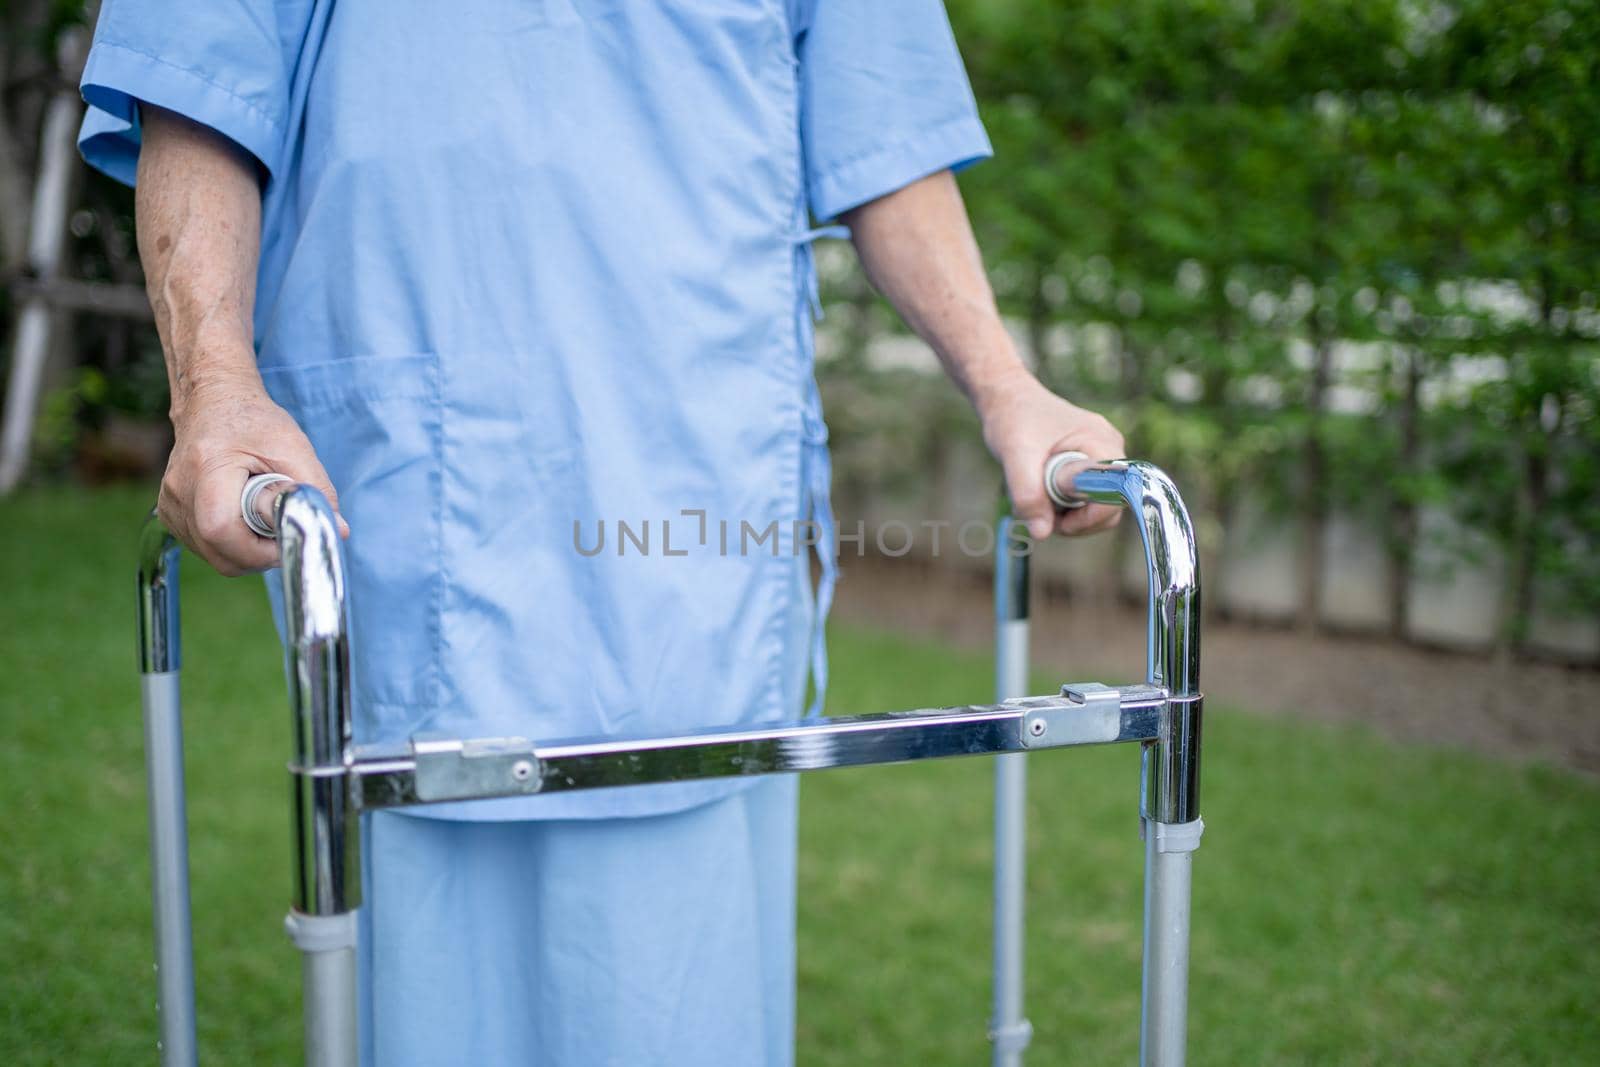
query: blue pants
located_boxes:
[357,775,799,1066]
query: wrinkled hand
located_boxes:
[978,370,1126,540]
[160,374,346,576]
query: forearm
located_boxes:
[842,169,1124,539]
[134,104,265,420]
[136,105,344,574]
[841,170,1031,417]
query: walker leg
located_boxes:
[990,517,1032,1065]
[1139,816,1203,1067]
[138,519,196,1067]
[141,672,198,1067]
[287,912,359,1067]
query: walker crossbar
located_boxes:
[342,684,1175,809]
[134,459,1205,1067]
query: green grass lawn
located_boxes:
[3,485,1597,1064]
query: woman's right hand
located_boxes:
[159,372,347,576]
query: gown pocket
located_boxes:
[260,354,442,741]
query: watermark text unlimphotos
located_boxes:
[573,509,1034,559]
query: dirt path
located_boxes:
[831,555,1600,776]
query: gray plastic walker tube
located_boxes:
[286,911,359,1067]
[304,946,358,1064]
[1142,826,1197,1066]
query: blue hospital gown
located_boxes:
[81,0,989,1061]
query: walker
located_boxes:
[135,456,1203,1066]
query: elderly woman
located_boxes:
[79,1,1122,1063]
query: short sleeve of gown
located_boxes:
[77,0,298,186]
[797,0,993,221]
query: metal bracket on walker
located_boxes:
[410,734,542,803]
[1020,682,1164,749]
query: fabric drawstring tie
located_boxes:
[789,223,847,719]
[799,385,836,719]
[789,224,850,319]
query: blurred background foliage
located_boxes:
[1,0,167,477]
[2,0,1597,656]
[822,0,1599,657]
